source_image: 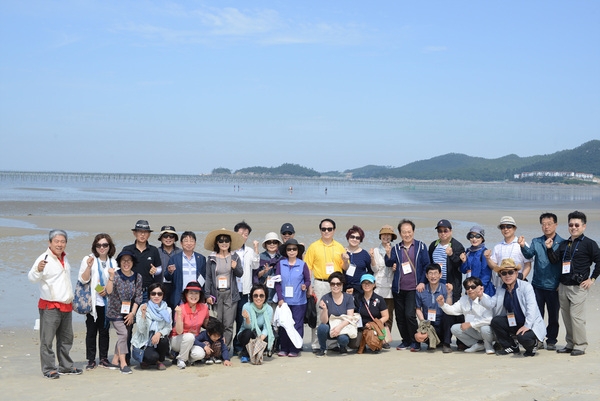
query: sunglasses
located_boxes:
[437,229,450,234]
[286,247,298,252]
[569,223,581,228]
[217,238,231,244]
[330,282,342,287]
[499,225,515,230]
[162,234,176,239]
[282,231,293,236]
[253,293,265,299]
[320,227,334,232]
[96,243,110,248]
[467,233,483,240]
[464,284,478,290]
[500,270,516,276]
[348,235,361,240]
[265,240,279,245]
[150,291,163,296]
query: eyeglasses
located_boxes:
[96,243,110,248]
[330,282,342,287]
[500,270,516,276]
[265,240,279,245]
[282,231,293,236]
[217,238,231,244]
[464,284,478,290]
[286,247,298,252]
[499,225,515,230]
[253,293,265,299]
[467,233,483,240]
[569,223,581,228]
[320,227,334,232]
[162,234,175,239]
[349,235,361,240]
[150,291,163,296]
[437,229,450,234]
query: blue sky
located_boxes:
[1,1,598,174]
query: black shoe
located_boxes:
[496,346,520,356]
[557,347,573,354]
[570,349,585,356]
[545,343,557,351]
[44,371,60,379]
[339,346,348,355]
[58,367,83,375]
[523,349,536,357]
[85,360,96,370]
[315,349,326,357]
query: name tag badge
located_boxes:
[427,308,437,321]
[402,262,412,275]
[562,262,571,274]
[285,285,294,298]
[357,315,363,328]
[346,263,356,277]
[266,276,276,289]
[218,276,228,289]
[507,312,517,327]
[120,301,131,314]
[325,262,335,275]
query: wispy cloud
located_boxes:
[422,46,448,53]
[113,6,365,47]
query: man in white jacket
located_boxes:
[437,276,495,354]
[28,229,82,378]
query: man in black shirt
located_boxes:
[121,220,162,302]
[546,211,600,356]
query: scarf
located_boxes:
[146,300,171,342]
[248,302,274,350]
[468,244,485,253]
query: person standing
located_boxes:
[156,225,181,309]
[385,219,431,351]
[121,220,162,302]
[370,225,396,348]
[29,229,82,379]
[518,212,564,350]
[164,231,206,309]
[485,216,532,282]
[232,221,260,354]
[280,223,296,243]
[304,218,350,352]
[78,233,118,370]
[546,210,600,356]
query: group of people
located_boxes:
[29,211,600,378]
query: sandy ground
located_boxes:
[1,202,599,400]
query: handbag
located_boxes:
[72,280,92,315]
[304,293,317,329]
[246,338,267,365]
[328,314,360,339]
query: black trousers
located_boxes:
[237,328,256,358]
[142,337,170,364]
[85,305,110,361]
[490,315,537,352]
[393,290,417,344]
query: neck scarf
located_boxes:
[248,302,274,350]
[147,300,171,339]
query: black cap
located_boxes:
[280,223,295,234]
[435,219,452,230]
[132,220,153,232]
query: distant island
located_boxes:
[212,140,600,184]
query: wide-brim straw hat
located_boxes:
[493,257,520,273]
[203,228,245,251]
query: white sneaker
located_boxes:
[205,358,215,365]
[485,348,495,355]
[177,359,186,369]
[213,358,222,364]
[464,343,485,353]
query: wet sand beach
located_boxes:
[1,199,599,400]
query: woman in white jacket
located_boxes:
[78,233,118,370]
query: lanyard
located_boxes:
[562,236,584,262]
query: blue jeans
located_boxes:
[317,323,349,351]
